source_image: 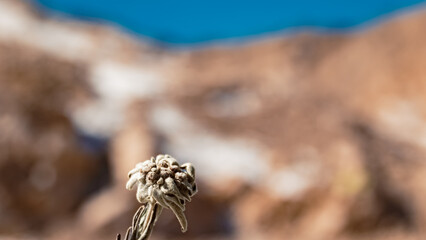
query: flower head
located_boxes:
[126,154,197,232]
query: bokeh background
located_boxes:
[1,0,426,239]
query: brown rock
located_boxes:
[0,44,106,233]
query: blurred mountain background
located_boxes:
[1,0,426,240]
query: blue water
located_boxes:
[34,0,425,45]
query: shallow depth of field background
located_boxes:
[1,0,426,240]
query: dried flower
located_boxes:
[123,154,197,240]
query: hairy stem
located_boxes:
[137,202,163,240]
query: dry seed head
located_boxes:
[126,154,197,232]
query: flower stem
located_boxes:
[137,202,163,240]
[117,203,163,240]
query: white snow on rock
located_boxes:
[150,104,270,185]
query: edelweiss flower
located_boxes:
[126,154,197,234]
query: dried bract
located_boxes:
[125,154,197,239]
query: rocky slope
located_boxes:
[1,1,426,240]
